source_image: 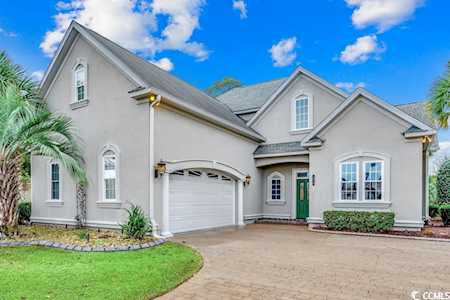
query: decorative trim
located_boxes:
[96,201,122,209]
[244,213,291,220]
[70,99,89,110]
[253,151,309,159]
[332,201,392,209]
[45,200,64,207]
[306,217,324,224]
[265,200,286,206]
[0,238,167,252]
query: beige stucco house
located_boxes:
[31,22,437,236]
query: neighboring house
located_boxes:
[31,22,437,236]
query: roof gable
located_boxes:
[247,66,348,126]
[39,21,264,143]
[301,88,436,147]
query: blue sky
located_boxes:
[0,0,449,141]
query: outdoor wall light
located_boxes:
[155,162,167,176]
[245,175,251,185]
[312,174,316,186]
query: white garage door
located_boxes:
[169,170,235,233]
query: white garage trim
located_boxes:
[159,160,247,237]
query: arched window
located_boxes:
[267,172,285,203]
[291,93,313,131]
[100,146,120,202]
[73,60,87,102]
[48,161,62,202]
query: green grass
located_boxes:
[0,242,202,300]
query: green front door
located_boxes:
[296,178,309,219]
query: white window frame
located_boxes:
[98,144,120,205]
[363,160,384,201]
[72,58,88,103]
[46,160,63,205]
[267,171,286,205]
[290,92,313,133]
[338,161,359,201]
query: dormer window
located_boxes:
[291,93,313,131]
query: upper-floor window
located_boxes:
[74,64,86,101]
[291,93,313,131]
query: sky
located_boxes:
[0,0,449,146]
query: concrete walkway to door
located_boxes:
[159,224,450,300]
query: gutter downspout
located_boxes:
[149,95,161,235]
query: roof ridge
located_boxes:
[395,100,428,106]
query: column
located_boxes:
[237,180,245,226]
[160,172,173,237]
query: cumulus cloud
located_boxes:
[430,142,450,175]
[269,37,297,67]
[346,0,424,32]
[232,0,247,19]
[335,81,366,92]
[339,35,385,64]
[150,57,174,71]
[40,0,209,62]
[30,70,45,82]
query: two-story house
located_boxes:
[31,21,437,236]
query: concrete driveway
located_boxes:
[160,224,450,300]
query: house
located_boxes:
[31,21,437,236]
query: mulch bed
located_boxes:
[313,219,450,240]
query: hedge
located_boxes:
[429,203,440,218]
[439,203,450,226]
[323,210,395,233]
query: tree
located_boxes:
[205,77,242,97]
[0,52,86,235]
[427,61,450,128]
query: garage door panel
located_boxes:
[169,171,235,233]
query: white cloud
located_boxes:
[30,70,45,82]
[150,57,174,71]
[232,0,247,19]
[346,0,424,32]
[335,81,366,92]
[41,0,209,62]
[269,37,297,67]
[430,142,450,175]
[339,35,385,64]
[0,27,17,38]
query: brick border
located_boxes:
[309,228,450,243]
[0,238,167,252]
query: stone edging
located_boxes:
[309,228,450,243]
[0,238,167,252]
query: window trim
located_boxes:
[46,160,63,205]
[363,160,385,201]
[72,58,88,104]
[290,92,313,133]
[266,171,286,205]
[338,161,359,202]
[98,144,120,206]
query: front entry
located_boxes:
[296,178,309,219]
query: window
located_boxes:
[50,162,61,200]
[267,172,285,202]
[340,162,358,201]
[364,161,383,200]
[74,64,86,102]
[102,150,118,201]
[291,94,312,131]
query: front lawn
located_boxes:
[0,242,202,300]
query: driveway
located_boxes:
[160,224,450,300]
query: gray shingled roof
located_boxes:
[79,24,262,140]
[254,141,306,156]
[395,101,434,128]
[217,78,286,112]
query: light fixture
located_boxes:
[155,162,166,175]
[244,175,251,185]
[421,136,432,144]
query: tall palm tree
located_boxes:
[428,61,450,128]
[0,53,86,235]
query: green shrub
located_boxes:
[120,205,152,240]
[437,159,450,203]
[429,175,437,204]
[429,203,440,218]
[18,202,31,225]
[439,203,450,226]
[323,210,395,233]
[78,230,90,241]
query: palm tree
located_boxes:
[428,61,450,128]
[0,53,86,235]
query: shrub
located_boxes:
[439,203,450,226]
[18,202,31,225]
[429,175,437,204]
[429,203,440,218]
[78,230,90,241]
[120,205,152,240]
[437,159,450,203]
[323,210,395,233]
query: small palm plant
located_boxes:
[0,52,86,235]
[121,205,152,240]
[427,61,450,128]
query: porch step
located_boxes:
[255,218,308,225]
